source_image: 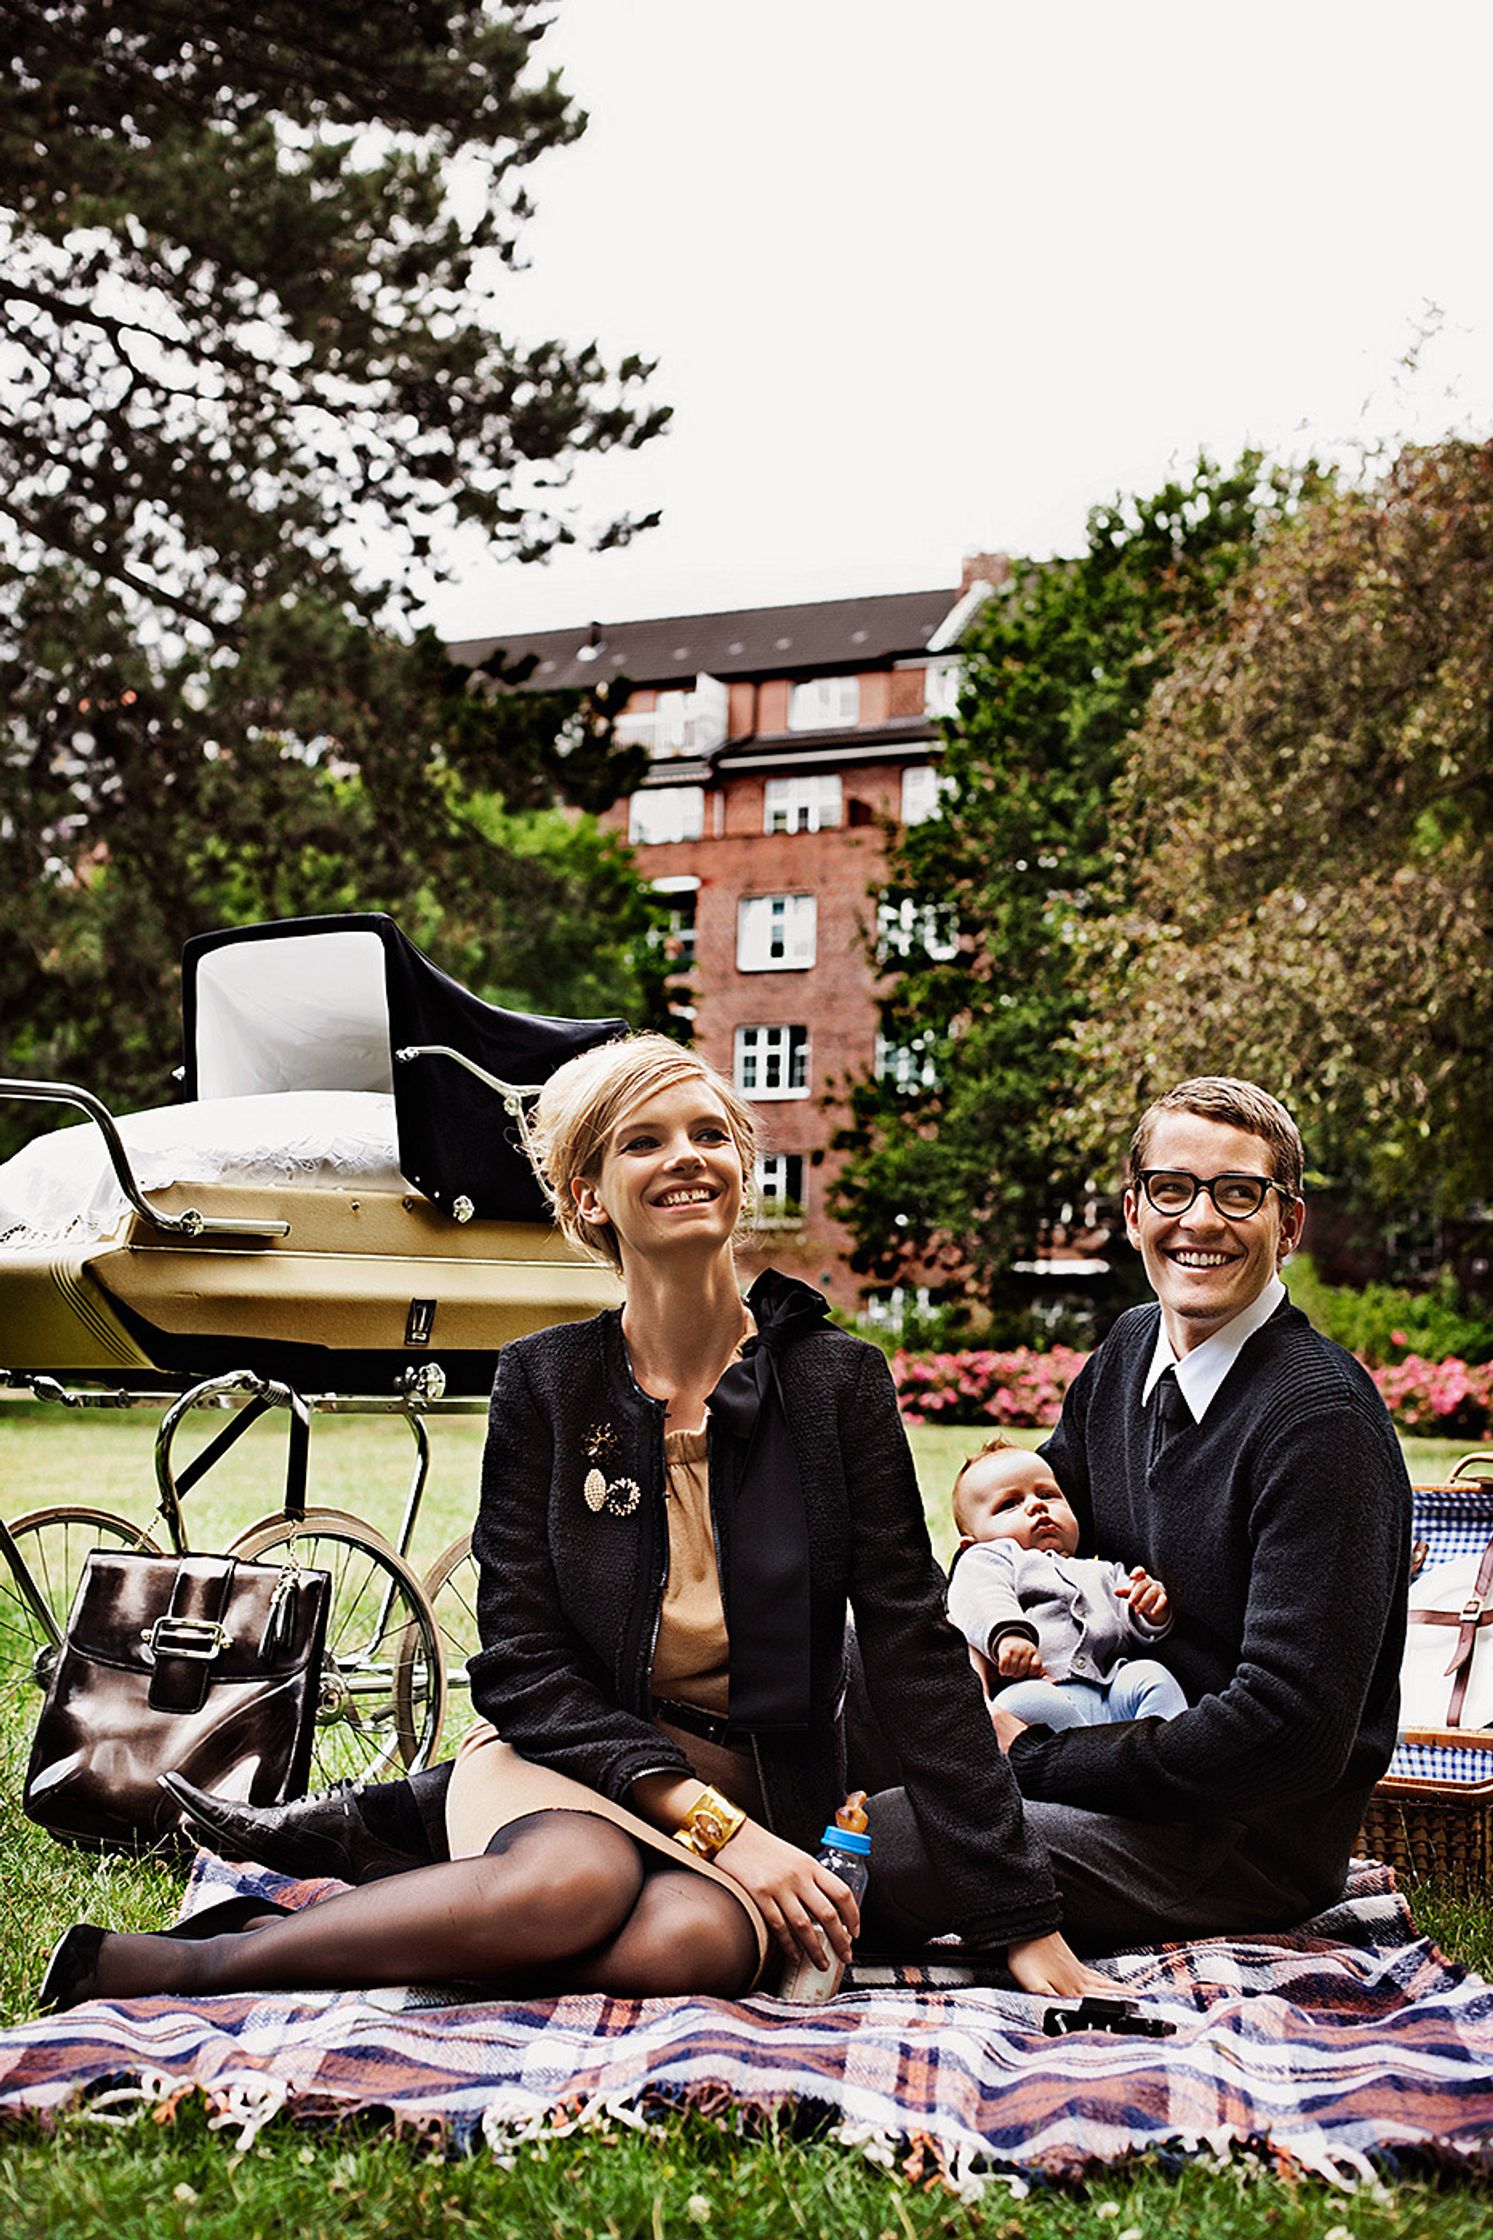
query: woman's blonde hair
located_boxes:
[524,1033,759,1271]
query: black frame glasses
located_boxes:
[1137,1169,1295,1221]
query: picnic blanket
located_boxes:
[2,1856,1491,2192]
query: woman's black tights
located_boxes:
[87,1812,758,2001]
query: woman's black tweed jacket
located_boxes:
[466,1273,1061,1947]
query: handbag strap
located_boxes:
[1408,1532,1493,1727]
[146,1556,238,1714]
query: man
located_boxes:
[169,1075,1411,1955]
[983,1074,1411,1944]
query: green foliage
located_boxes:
[1071,440,1493,1216]
[1285,1252,1493,1368]
[0,571,670,1144]
[0,1,666,621]
[2,2104,1491,2240]
[0,3,674,1124]
[834,455,1322,1299]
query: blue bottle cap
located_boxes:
[821,1826,871,1855]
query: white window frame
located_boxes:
[922,659,963,720]
[874,1031,940,1094]
[876,895,958,963]
[628,785,704,846]
[858,1284,934,1335]
[737,893,817,972]
[754,1153,807,1226]
[788,676,860,732]
[734,1024,810,1100]
[650,876,698,967]
[614,673,730,760]
[763,772,842,834]
[900,764,952,825]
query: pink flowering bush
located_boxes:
[1367,1353,1493,1438]
[890,1345,1090,1428]
[892,1343,1493,1438]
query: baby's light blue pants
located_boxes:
[995,1656,1187,1730]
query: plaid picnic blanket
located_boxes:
[2,1857,1490,2191]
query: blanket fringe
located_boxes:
[37,2059,1477,2196]
[477,2090,645,2165]
[1177,2127,1390,2194]
[203,2074,291,2152]
[77,2069,182,2130]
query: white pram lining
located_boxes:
[0,1091,407,1254]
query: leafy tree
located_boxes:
[0,1,671,1131]
[1071,438,1493,1217]
[0,0,665,619]
[0,567,669,1143]
[834,455,1322,1309]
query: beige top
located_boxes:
[651,1426,730,1715]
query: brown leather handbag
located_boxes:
[23,1548,330,1853]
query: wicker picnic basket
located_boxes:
[1356,1457,1493,1893]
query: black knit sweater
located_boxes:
[1016,1298,1411,1911]
[465,1274,1061,1947]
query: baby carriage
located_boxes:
[0,912,626,1782]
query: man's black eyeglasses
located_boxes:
[1137,1170,1296,1221]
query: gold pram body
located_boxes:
[0,913,626,1793]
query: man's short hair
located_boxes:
[1128,1076,1305,1198]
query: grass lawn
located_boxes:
[0,1403,1488,2236]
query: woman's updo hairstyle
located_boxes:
[524,1033,759,1272]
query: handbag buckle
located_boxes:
[141,1616,231,1662]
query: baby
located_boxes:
[946,1435,1188,1730]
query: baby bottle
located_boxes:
[777,1792,871,2004]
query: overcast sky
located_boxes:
[428,0,1493,639]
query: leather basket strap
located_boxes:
[146,1556,237,1714]
[1408,1532,1493,1726]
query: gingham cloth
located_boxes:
[1,1856,1490,2188]
[1391,1480,1493,1787]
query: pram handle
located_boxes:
[0,1078,290,1240]
[394,1046,543,1120]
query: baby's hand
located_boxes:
[1119,1567,1170,1626]
[996,1636,1045,1679]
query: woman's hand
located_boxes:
[1006,1931,1124,1999]
[715,1819,859,1971]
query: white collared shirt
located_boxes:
[1139,1275,1287,1424]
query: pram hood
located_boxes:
[180,913,627,1223]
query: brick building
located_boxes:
[448,560,1006,1311]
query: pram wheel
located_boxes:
[228,1508,445,1784]
[421,1531,480,1752]
[0,1505,159,1742]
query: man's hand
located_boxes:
[996,1636,1046,1679]
[989,1703,1029,1753]
[1006,1931,1124,1999]
[1118,1567,1170,1626]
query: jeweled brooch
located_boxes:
[583,1467,641,1517]
[581,1424,640,1515]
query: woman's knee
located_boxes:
[481,1812,644,1948]
[600,1871,758,1998]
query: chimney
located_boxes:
[958,550,1010,597]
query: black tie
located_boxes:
[1149,1366,1190,1473]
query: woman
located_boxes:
[42,1035,1110,2008]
